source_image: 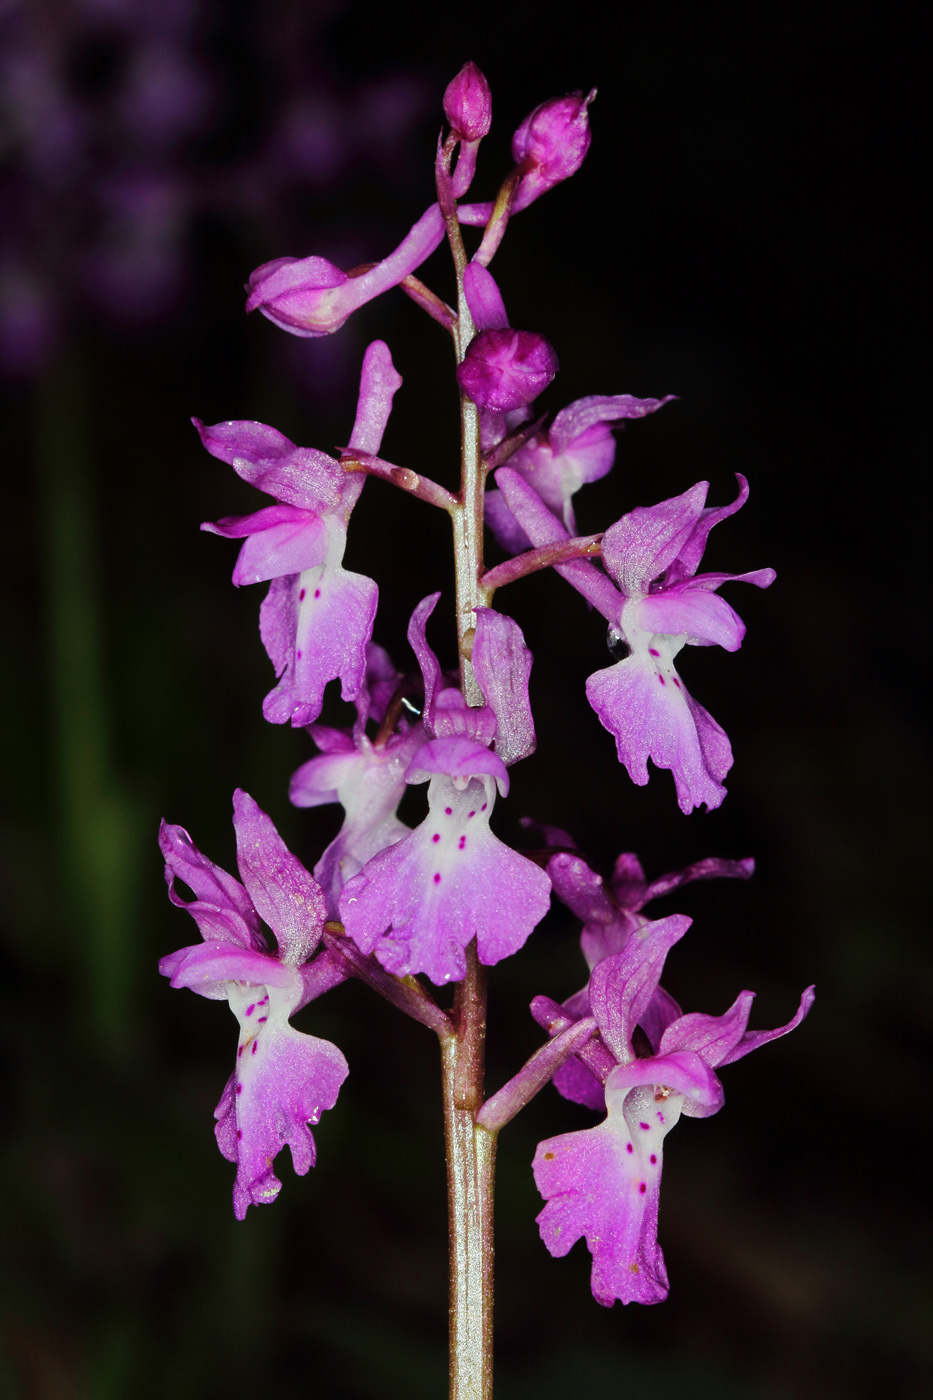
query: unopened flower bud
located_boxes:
[457,329,558,412]
[443,62,492,141]
[511,89,596,211]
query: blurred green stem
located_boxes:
[35,352,142,1052]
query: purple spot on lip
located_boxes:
[433,873,441,884]
[481,802,487,811]
[257,1016,267,1023]
[649,647,660,656]
[237,1046,243,1058]
[259,995,268,1005]
[650,1154,657,1164]
[432,833,440,843]
[657,1112,665,1123]
[314,588,321,598]
[445,807,453,815]
[297,649,302,659]
[639,1122,649,1130]
[673,678,681,688]
[299,588,306,601]
[658,674,665,685]
[237,1129,242,1139]
[251,1040,258,1054]
[236,1083,242,1094]
[459,835,466,849]
[626,1143,633,1154]
[468,811,475,819]
[245,1004,255,1017]
[639,1182,647,1194]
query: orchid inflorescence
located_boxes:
[160,61,813,1390]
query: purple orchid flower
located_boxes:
[158,790,349,1220]
[290,646,426,917]
[536,842,754,1110]
[246,202,446,337]
[532,917,815,1305]
[497,469,774,812]
[337,595,550,984]
[199,340,402,726]
[485,392,675,552]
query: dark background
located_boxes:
[0,3,928,1397]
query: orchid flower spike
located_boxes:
[158,791,349,1219]
[198,341,402,726]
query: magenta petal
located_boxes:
[230,513,328,585]
[608,1049,724,1114]
[585,656,732,814]
[347,340,403,456]
[533,1100,671,1306]
[339,775,551,984]
[638,855,754,908]
[159,819,261,950]
[716,985,816,1067]
[406,592,444,728]
[659,989,755,1068]
[463,262,509,331]
[193,418,343,512]
[289,748,359,808]
[216,991,348,1219]
[639,986,684,1052]
[262,562,378,728]
[545,851,639,968]
[232,790,326,966]
[551,1054,607,1112]
[162,941,293,998]
[406,737,509,795]
[672,473,750,581]
[601,483,708,596]
[472,608,536,765]
[549,394,676,456]
[638,586,746,652]
[484,487,533,553]
[587,916,692,1061]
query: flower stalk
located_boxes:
[441,942,496,1400]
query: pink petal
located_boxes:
[585,656,732,814]
[463,262,509,331]
[159,819,261,950]
[549,393,676,456]
[472,608,536,765]
[232,790,326,966]
[339,775,551,984]
[347,340,403,456]
[637,585,746,652]
[601,483,708,596]
[216,1012,348,1219]
[587,917,691,1062]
